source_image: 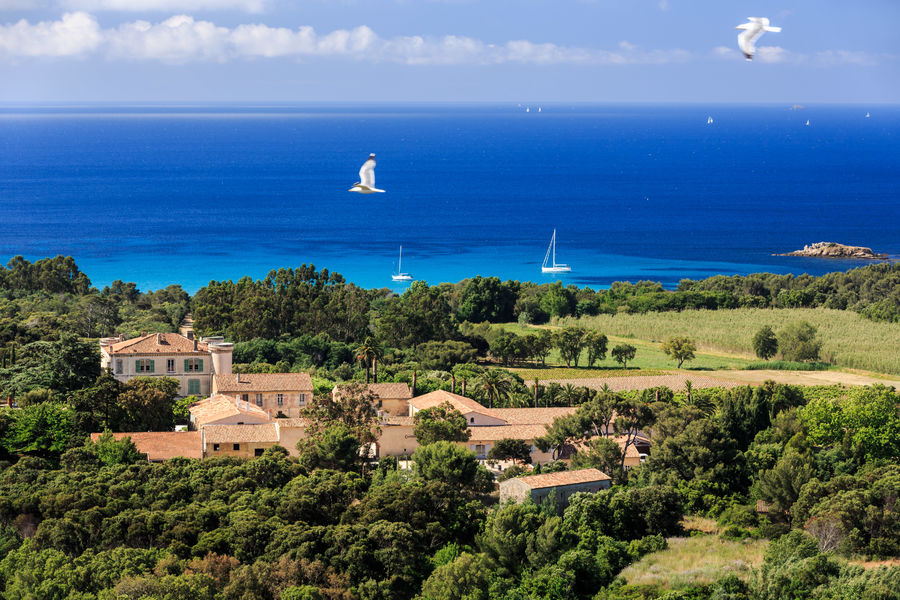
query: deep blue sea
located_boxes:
[1,104,897,293]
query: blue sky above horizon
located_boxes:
[0,0,897,103]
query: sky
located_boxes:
[0,0,898,103]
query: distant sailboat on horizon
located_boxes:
[392,246,413,282]
[541,229,571,274]
[707,116,714,125]
[805,119,810,126]
[866,112,871,118]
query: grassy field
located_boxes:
[496,323,755,373]
[557,308,900,376]
[619,535,768,589]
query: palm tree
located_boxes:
[355,337,377,384]
[472,369,512,408]
[560,383,580,407]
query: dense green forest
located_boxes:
[0,256,899,599]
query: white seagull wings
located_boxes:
[349,153,385,193]
[736,17,781,61]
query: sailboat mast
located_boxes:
[398,246,402,272]
[552,229,557,267]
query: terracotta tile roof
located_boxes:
[491,407,577,425]
[382,415,416,427]
[409,390,496,417]
[515,468,611,489]
[215,373,313,393]
[365,383,412,399]
[107,332,208,355]
[467,424,550,442]
[203,423,280,444]
[189,394,271,428]
[90,431,202,460]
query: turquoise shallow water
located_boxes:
[0,103,897,292]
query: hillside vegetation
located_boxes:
[564,307,900,376]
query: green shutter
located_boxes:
[198,359,204,372]
[149,359,155,373]
[136,359,142,372]
[184,359,189,372]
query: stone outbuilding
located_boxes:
[499,468,612,507]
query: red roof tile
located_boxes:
[203,423,280,444]
[409,390,497,417]
[189,394,271,427]
[107,332,209,355]
[515,468,611,489]
[215,373,313,393]
[90,431,202,460]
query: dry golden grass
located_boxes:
[620,535,768,588]
[681,516,720,535]
[564,308,900,376]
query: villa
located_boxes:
[100,332,233,397]
[213,372,313,418]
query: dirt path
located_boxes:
[537,369,900,392]
[701,369,900,387]
[537,373,745,392]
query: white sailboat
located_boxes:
[707,116,714,124]
[866,112,871,118]
[392,246,413,282]
[541,229,571,273]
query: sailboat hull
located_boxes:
[542,266,571,273]
[392,274,414,281]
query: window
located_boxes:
[241,394,249,402]
[277,394,284,407]
[470,417,475,423]
[299,393,307,406]
[188,379,200,395]
[233,443,240,451]
[213,443,220,452]
[184,357,203,372]
[254,448,264,457]
[115,359,123,374]
[256,394,263,407]
[166,359,175,373]
[474,444,486,456]
[136,359,155,373]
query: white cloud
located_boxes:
[815,49,881,67]
[0,11,101,57]
[107,15,230,62]
[59,0,267,13]
[3,12,888,69]
[755,46,788,64]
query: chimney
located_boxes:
[193,338,198,351]
[156,333,162,344]
[141,331,147,337]
[186,331,194,340]
[236,373,242,383]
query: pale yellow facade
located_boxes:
[100,333,233,397]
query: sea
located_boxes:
[1,103,897,294]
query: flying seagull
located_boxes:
[735,17,781,61]
[349,153,385,193]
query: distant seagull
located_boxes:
[736,17,781,61]
[349,153,385,193]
